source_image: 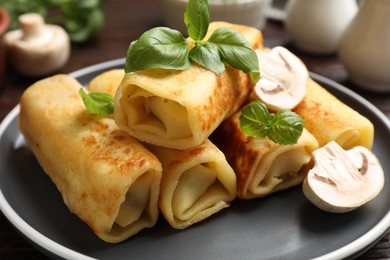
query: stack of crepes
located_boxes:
[18,22,261,242]
[92,21,263,230]
[18,21,375,243]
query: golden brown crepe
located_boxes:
[18,75,162,243]
[87,69,125,96]
[88,67,236,230]
[212,111,319,200]
[146,139,236,229]
[293,78,374,149]
[114,21,263,150]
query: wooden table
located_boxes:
[0,0,389,258]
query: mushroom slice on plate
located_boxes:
[253,46,308,111]
[303,141,384,213]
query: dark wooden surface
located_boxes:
[0,0,389,259]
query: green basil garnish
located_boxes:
[81,0,260,115]
[125,27,191,73]
[239,101,304,145]
[184,0,210,41]
[207,27,260,82]
[79,88,114,115]
[125,0,259,81]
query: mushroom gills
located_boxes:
[252,46,308,111]
[303,141,384,213]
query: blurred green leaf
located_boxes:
[0,0,47,30]
[0,0,106,43]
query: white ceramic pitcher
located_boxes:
[285,0,358,54]
[338,0,390,92]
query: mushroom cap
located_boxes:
[303,141,385,213]
[253,46,308,111]
[3,13,70,77]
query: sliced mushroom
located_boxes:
[3,13,70,77]
[303,141,384,213]
[253,46,308,111]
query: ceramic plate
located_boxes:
[0,59,389,260]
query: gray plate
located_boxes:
[0,59,389,260]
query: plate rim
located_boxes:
[0,59,389,260]
[307,73,390,259]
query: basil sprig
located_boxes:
[81,0,260,115]
[239,101,304,145]
[79,88,114,115]
[125,0,260,82]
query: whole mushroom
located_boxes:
[3,13,70,77]
[303,141,384,213]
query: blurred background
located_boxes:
[0,0,389,111]
[1,0,388,92]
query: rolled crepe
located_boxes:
[114,22,263,150]
[147,139,237,229]
[87,71,236,228]
[293,78,374,149]
[87,68,125,96]
[18,75,162,243]
[212,111,319,200]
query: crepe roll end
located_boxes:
[115,85,201,150]
[246,144,312,199]
[149,140,237,230]
[96,168,161,243]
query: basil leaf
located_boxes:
[239,101,303,145]
[208,27,260,82]
[189,43,225,75]
[239,101,271,138]
[125,27,191,73]
[79,88,114,115]
[268,110,304,145]
[184,0,210,41]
